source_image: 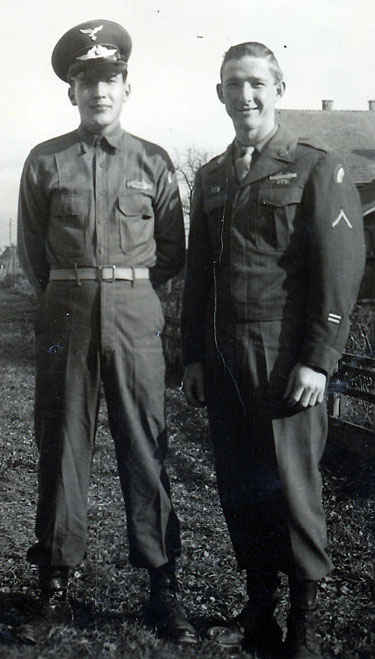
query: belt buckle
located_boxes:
[97,265,116,282]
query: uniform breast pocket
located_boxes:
[50,190,89,228]
[48,190,90,258]
[117,193,154,253]
[257,185,304,251]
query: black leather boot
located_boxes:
[147,561,197,645]
[240,571,282,655]
[284,579,322,659]
[208,571,282,656]
[38,566,72,622]
[39,566,71,596]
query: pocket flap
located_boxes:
[118,193,153,218]
[204,192,227,213]
[260,185,304,208]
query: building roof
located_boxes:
[363,200,375,217]
[0,245,16,262]
[278,109,375,184]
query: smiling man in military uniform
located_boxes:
[182,42,365,658]
[18,19,196,644]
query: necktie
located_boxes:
[235,144,255,181]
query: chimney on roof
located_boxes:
[368,100,375,112]
[322,99,334,111]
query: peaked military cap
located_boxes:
[52,19,132,82]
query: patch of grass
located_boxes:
[0,288,374,658]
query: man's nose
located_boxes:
[92,81,107,96]
[240,81,254,103]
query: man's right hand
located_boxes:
[183,362,206,407]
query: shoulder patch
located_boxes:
[334,164,345,184]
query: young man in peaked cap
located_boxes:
[182,42,365,658]
[18,19,196,644]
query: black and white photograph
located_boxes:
[0,1,374,657]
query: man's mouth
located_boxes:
[237,106,258,112]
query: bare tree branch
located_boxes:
[173,146,212,217]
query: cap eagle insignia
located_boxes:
[79,25,103,42]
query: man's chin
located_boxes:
[84,116,113,132]
[234,118,260,134]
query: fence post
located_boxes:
[327,391,341,418]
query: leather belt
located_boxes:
[49,266,149,283]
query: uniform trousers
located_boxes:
[205,313,332,582]
[27,280,181,569]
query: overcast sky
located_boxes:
[0,0,374,248]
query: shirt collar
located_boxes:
[78,123,125,151]
[234,124,279,157]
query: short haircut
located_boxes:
[220,42,283,83]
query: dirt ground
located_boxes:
[0,286,374,658]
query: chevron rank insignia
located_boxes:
[332,209,352,229]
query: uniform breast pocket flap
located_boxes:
[117,193,153,219]
[204,192,226,215]
[260,185,304,209]
[258,185,304,250]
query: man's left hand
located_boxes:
[283,363,327,408]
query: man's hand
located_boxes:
[183,362,206,407]
[283,363,327,408]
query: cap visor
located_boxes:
[67,58,127,81]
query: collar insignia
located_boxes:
[79,26,103,42]
[209,185,222,194]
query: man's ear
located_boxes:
[216,83,224,104]
[68,85,77,106]
[123,81,131,103]
[276,80,286,100]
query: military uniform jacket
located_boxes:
[182,124,366,375]
[18,125,185,294]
